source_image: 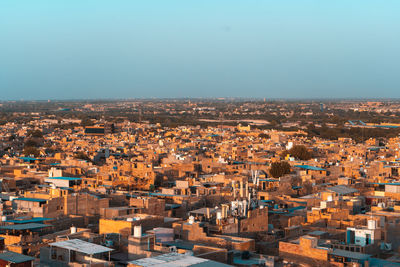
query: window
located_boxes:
[366,234,371,245]
[51,249,57,259]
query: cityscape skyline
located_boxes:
[2,1,400,266]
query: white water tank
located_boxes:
[70,226,77,234]
[368,219,377,230]
[134,225,142,238]
[188,216,195,224]
[286,142,293,150]
[216,211,222,220]
[378,202,385,208]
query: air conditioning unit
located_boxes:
[105,240,114,247]
[380,242,392,251]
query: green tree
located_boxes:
[301,180,314,195]
[288,145,312,160]
[27,129,43,138]
[269,161,291,178]
[23,147,40,157]
[25,139,38,147]
[81,118,94,127]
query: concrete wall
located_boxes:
[279,237,328,262]
[44,178,70,188]
[193,245,228,264]
[64,194,109,216]
[175,222,255,251]
[239,208,268,237]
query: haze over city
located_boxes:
[1,0,400,99]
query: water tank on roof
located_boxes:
[188,216,195,224]
[134,225,142,238]
[70,226,77,234]
[368,219,377,230]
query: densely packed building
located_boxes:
[0,100,400,266]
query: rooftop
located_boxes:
[127,252,232,267]
[46,176,82,181]
[330,249,370,261]
[13,197,47,203]
[19,156,41,162]
[0,223,51,231]
[326,185,358,195]
[308,230,327,236]
[294,165,325,171]
[7,217,53,224]
[189,207,217,215]
[0,251,35,263]
[50,239,114,255]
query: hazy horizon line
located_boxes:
[2,97,400,102]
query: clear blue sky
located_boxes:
[1,1,400,100]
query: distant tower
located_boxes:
[320,103,324,112]
[219,112,224,130]
[138,105,142,123]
